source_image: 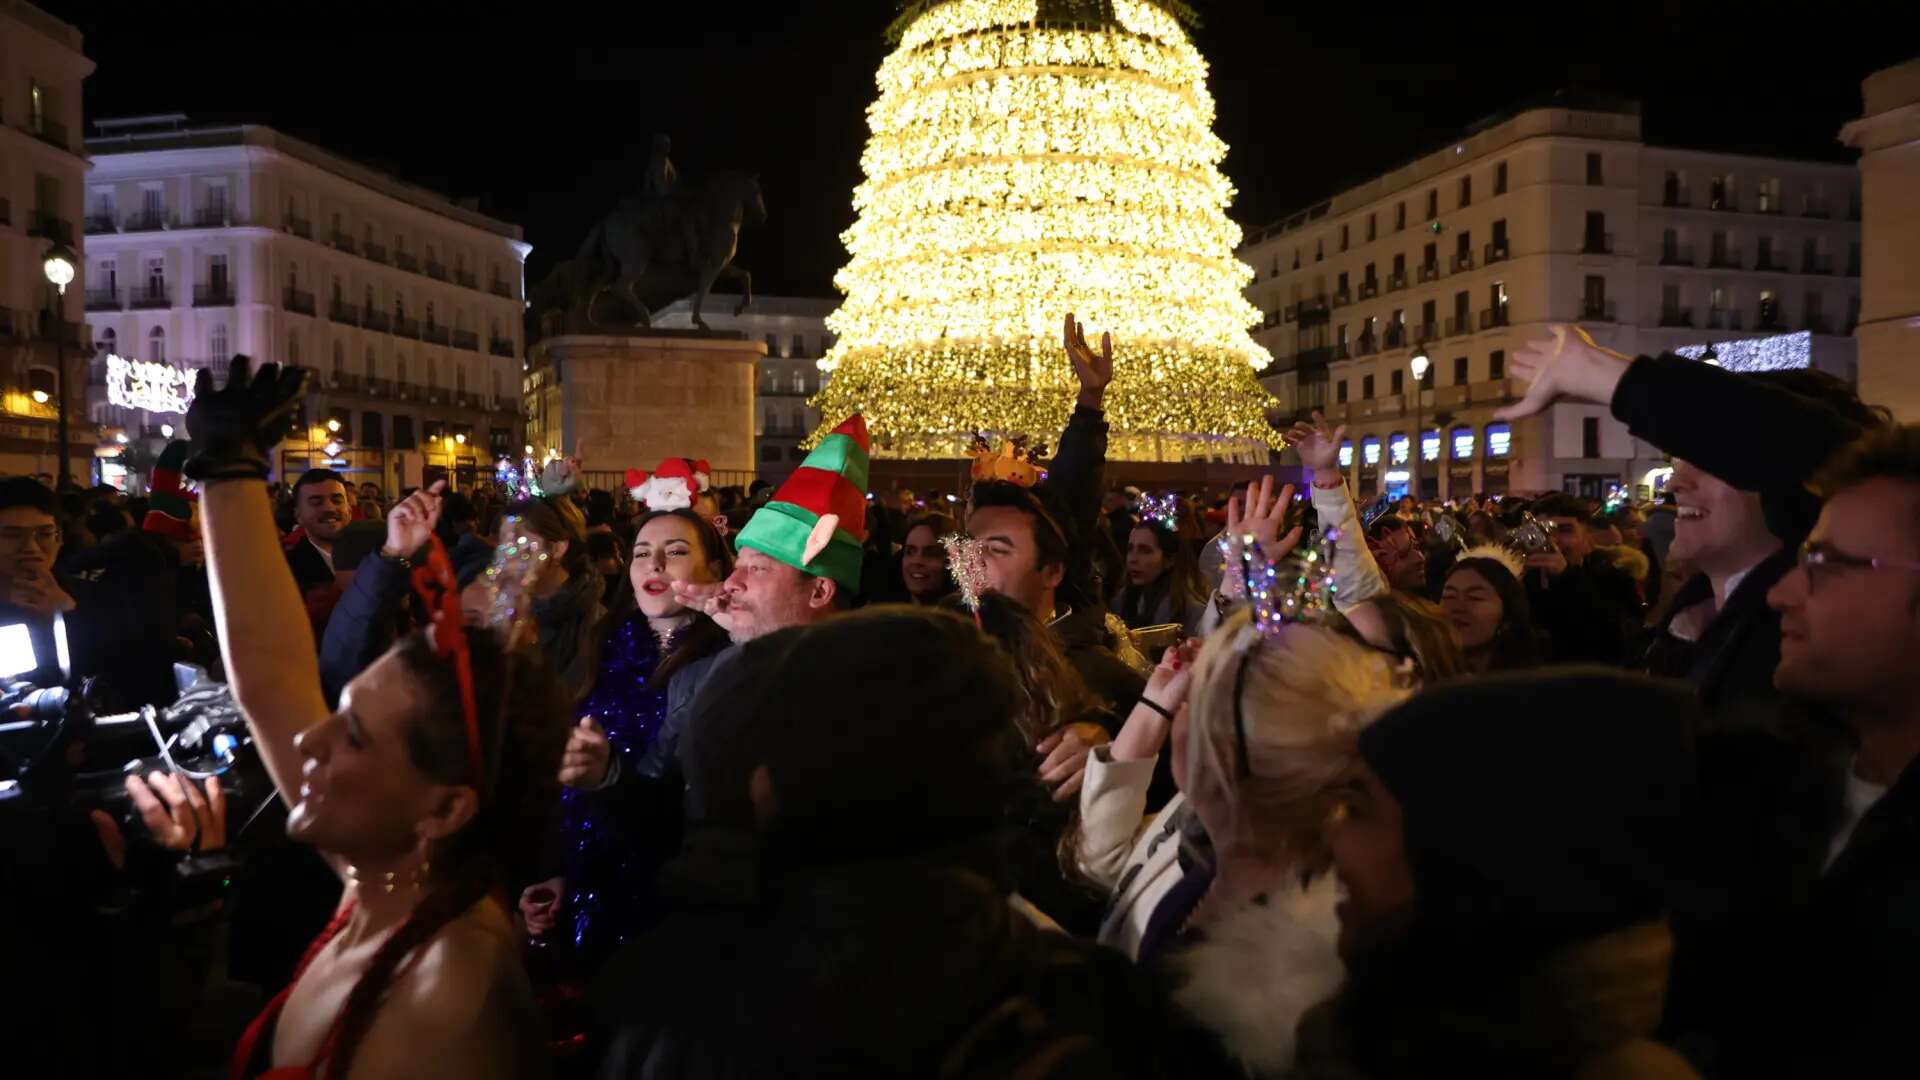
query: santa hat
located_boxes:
[734,415,869,592]
[142,440,198,541]
[627,457,712,511]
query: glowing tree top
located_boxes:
[810,0,1277,463]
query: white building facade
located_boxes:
[653,294,836,482]
[1841,57,1920,422]
[0,0,92,478]
[82,118,531,493]
[1243,99,1861,501]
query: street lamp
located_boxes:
[40,241,78,490]
[1409,348,1430,501]
[327,417,341,433]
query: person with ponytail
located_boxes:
[189,358,568,1079]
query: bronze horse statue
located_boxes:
[574,170,766,330]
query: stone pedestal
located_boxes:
[525,332,761,479]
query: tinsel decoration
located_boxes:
[1136,492,1181,531]
[483,517,550,633]
[1218,526,1341,635]
[496,456,543,502]
[942,531,993,626]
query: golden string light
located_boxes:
[812,0,1277,463]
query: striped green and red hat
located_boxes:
[143,440,198,541]
[735,414,870,592]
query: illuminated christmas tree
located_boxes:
[810,0,1276,463]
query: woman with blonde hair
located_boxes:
[1076,606,1409,1075]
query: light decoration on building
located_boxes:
[1487,422,1511,458]
[1362,436,1381,466]
[1674,330,1810,373]
[808,0,1276,462]
[1451,427,1475,459]
[1338,440,1354,469]
[1389,433,1409,465]
[105,354,195,415]
[1421,430,1440,463]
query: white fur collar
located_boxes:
[1168,873,1346,1077]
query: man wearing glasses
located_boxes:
[0,476,75,686]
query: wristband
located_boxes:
[1135,696,1174,722]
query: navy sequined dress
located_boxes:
[557,612,682,962]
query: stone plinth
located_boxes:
[526,333,761,476]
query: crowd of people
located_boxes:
[3,316,1917,1079]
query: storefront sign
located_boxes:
[105,354,195,415]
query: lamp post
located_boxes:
[40,241,78,491]
[1409,348,1430,502]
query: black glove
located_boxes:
[182,355,310,482]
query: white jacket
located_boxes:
[1075,745,1188,960]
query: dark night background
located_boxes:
[39,0,1915,297]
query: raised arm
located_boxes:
[1049,313,1113,546]
[1287,412,1389,609]
[187,358,329,811]
[318,482,445,706]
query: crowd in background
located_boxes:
[1,318,1917,1079]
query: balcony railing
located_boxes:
[1707,248,1743,269]
[331,373,365,393]
[424,323,451,346]
[283,288,316,316]
[489,279,512,298]
[1478,306,1510,330]
[1804,254,1833,274]
[86,287,123,311]
[1658,306,1693,327]
[28,210,74,243]
[1383,324,1406,348]
[1805,314,1832,334]
[283,215,312,239]
[1444,315,1471,336]
[329,301,360,325]
[1755,199,1784,216]
[452,328,480,351]
[1802,201,1831,219]
[1414,321,1437,342]
[193,283,235,307]
[393,316,421,339]
[1386,270,1408,292]
[1659,244,1694,266]
[489,337,517,358]
[363,241,389,263]
[1708,193,1738,212]
[1297,295,1330,321]
[1450,253,1475,273]
[130,286,172,310]
[1582,232,1613,255]
[124,210,169,232]
[85,212,118,234]
[1333,343,1352,360]
[1755,252,1791,272]
[1706,309,1743,330]
[455,270,476,289]
[1484,243,1510,265]
[393,251,419,272]
[1662,188,1690,208]
[1358,280,1379,300]
[1332,288,1352,308]
[194,207,231,228]
[331,230,356,253]
[1354,335,1379,357]
[1417,263,1439,283]
[424,260,449,281]
[1579,299,1617,322]
[362,308,392,333]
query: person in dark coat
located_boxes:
[1523,493,1641,665]
[598,607,1177,1079]
[1305,670,1709,1080]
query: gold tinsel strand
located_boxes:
[810,0,1277,463]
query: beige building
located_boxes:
[1244,96,1861,501]
[82,117,530,494]
[0,0,92,478]
[1841,57,1920,421]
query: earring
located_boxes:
[411,860,432,890]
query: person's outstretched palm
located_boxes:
[1285,410,1347,477]
[1495,324,1633,422]
[183,355,310,481]
[1064,312,1113,408]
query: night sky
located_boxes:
[42,0,1914,298]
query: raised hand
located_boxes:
[183,355,311,482]
[1064,312,1114,408]
[558,716,612,790]
[1284,410,1348,480]
[385,479,447,558]
[670,580,736,633]
[1495,324,1634,422]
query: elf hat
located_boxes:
[627,457,712,511]
[734,415,869,592]
[143,440,198,541]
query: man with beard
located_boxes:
[284,467,351,637]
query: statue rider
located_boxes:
[639,133,678,203]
